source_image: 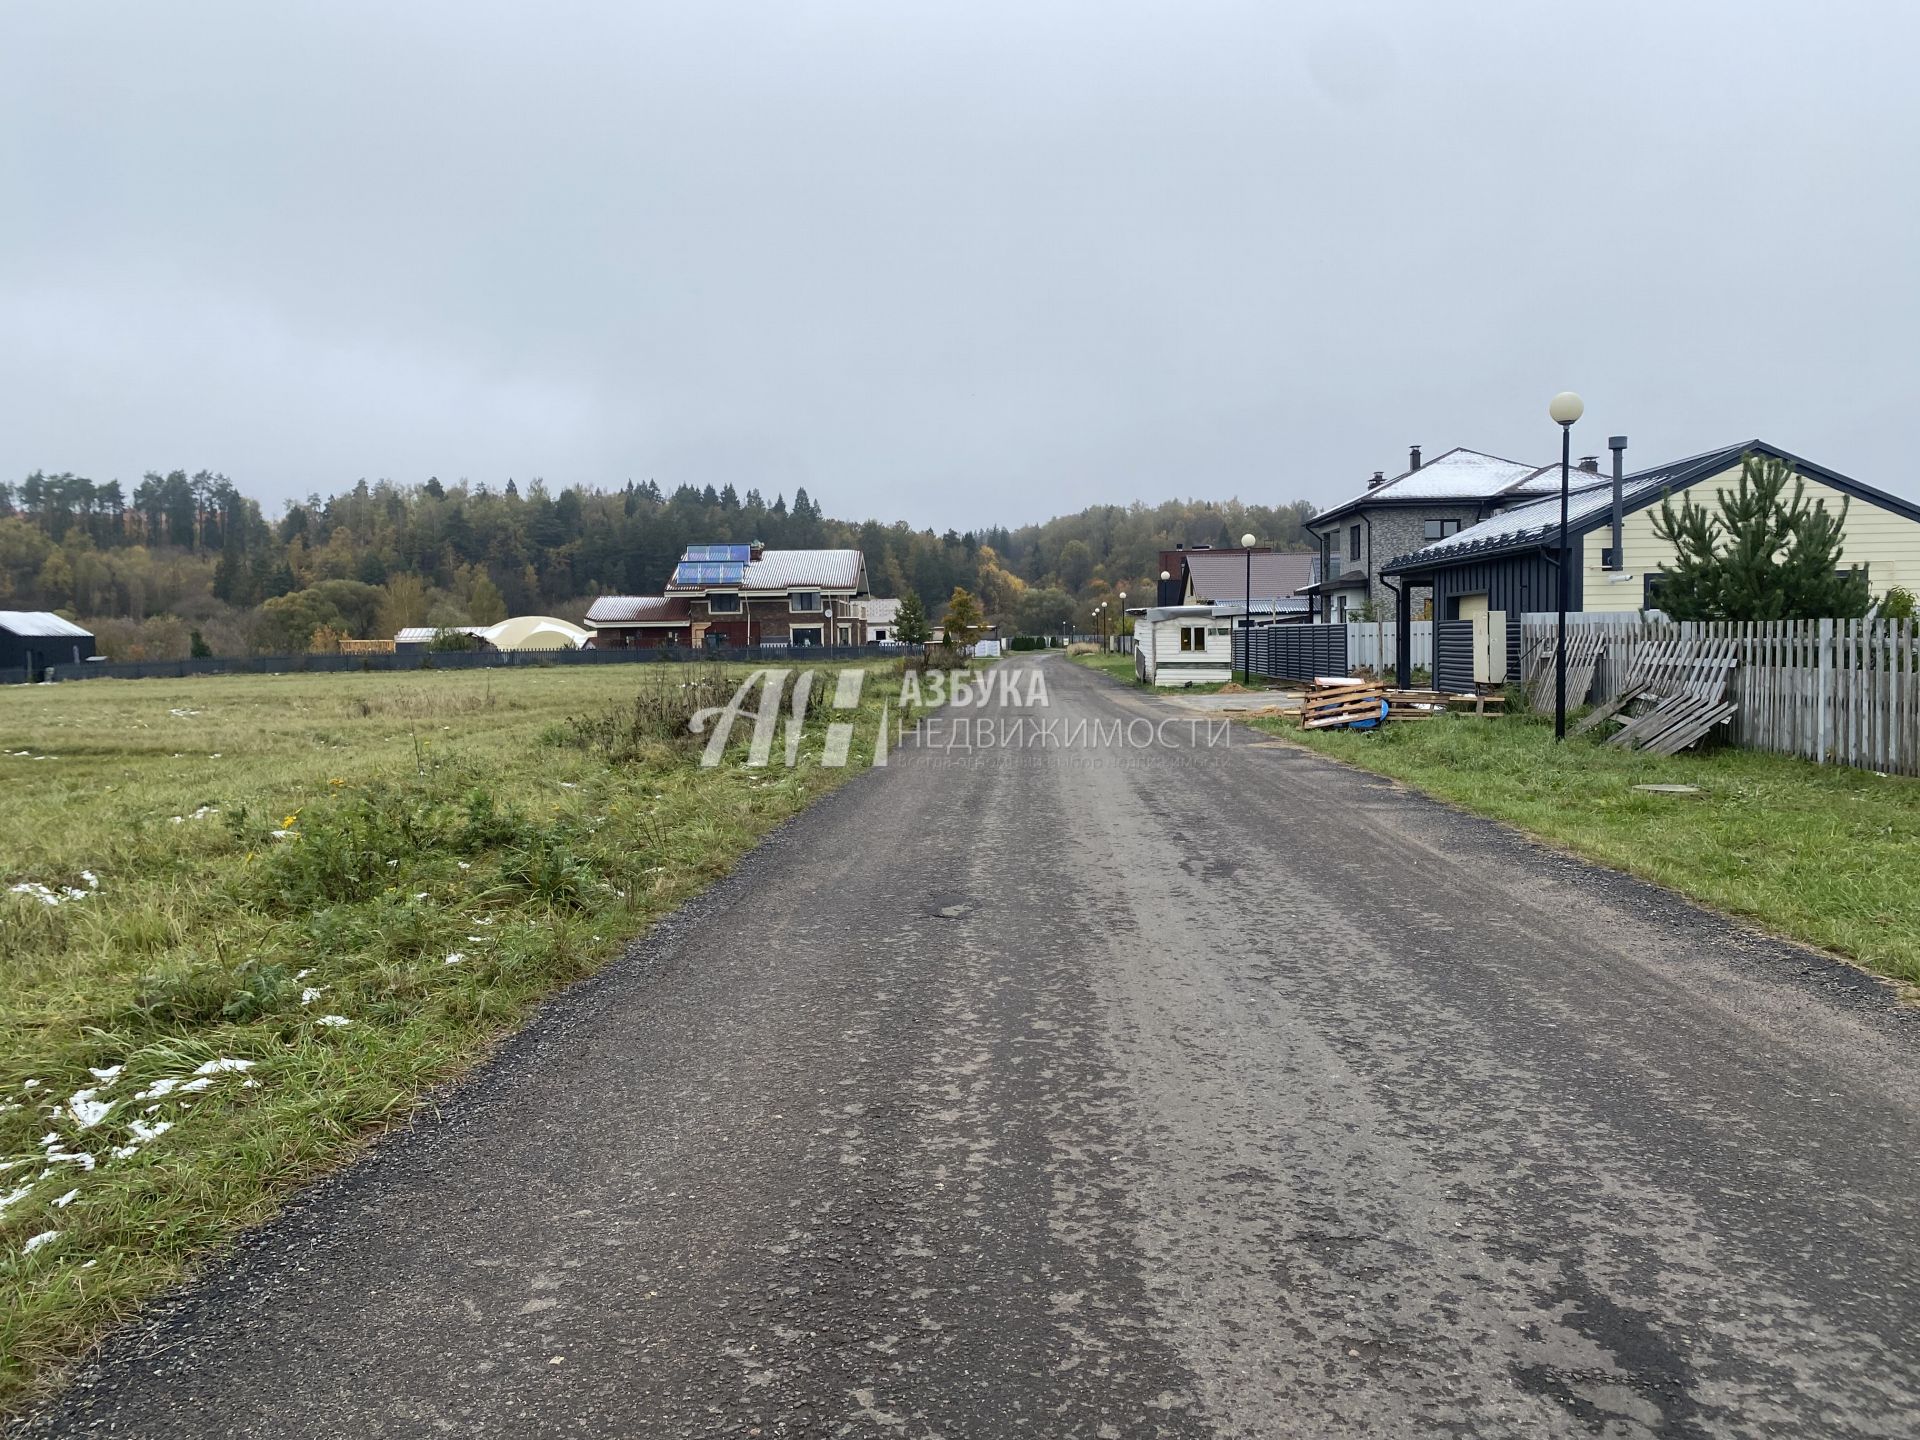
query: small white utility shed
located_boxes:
[1132,605,1234,686]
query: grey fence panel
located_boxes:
[1434,621,1476,693]
[1237,624,1348,682]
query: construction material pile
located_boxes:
[1302,677,1502,731]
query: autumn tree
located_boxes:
[941,586,985,650]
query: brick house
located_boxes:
[586,543,872,649]
[1301,446,1574,621]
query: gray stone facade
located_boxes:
[1315,502,1487,620]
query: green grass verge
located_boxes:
[1069,650,1143,684]
[0,661,914,1411]
[1252,709,1920,987]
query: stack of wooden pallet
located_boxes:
[1572,637,1739,754]
[1301,676,1391,730]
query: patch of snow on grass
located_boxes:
[51,1189,78,1208]
[22,1230,59,1255]
[65,1090,113,1129]
[316,1015,352,1027]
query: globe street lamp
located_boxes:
[1549,391,1585,741]
[1240,532,1257,684]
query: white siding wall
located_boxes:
[1141,617,1233,684]
[1581,466,1920,613]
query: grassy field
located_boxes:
[1069,650,1141,683]
[0,660,913,1410]
[1254,710,1920,987]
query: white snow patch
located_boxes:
[129,1118,173,1144]
[87,1065,124,1085]
[316,1015,352,1028]
[0,1184,33,1215]
[300,987,324,1004]
[22,1230,59,1255]
[442,953,465,966]
[50,1188,78,1208]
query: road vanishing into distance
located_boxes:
[24,657,1920,1438]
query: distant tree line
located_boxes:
[0,468,1317,659]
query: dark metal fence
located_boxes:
[1236,624,1348,682]
[8,644,890,686]
[1434,620,1476,693]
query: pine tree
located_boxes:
[894,590,931,646]
[1650,451,1870,621]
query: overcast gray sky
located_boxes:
[5,1,1916,532]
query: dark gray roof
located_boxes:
[0,610,92,639]
[1183,550,1319,604]
[1381,440,1918,574]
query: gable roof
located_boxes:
[584,595,692,625]
[664,548,868,594]
[0,611,92,639]
[1382,439,1920,573]
[1309,447,1543,527]
[1182,550,1319,604]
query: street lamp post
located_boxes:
[1117,591,1127,653]
[1549,391,1585,741]
[1240,531,1256,684]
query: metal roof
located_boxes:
[1383,440,1793,573]
[663,548,868,594]
[1310,447,1543,525]
[1182,550,1319,604]
[584,595,691,624]
[0,611,93,639]
[394,625,485,643]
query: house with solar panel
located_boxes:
[585,542,873,650]
[1,611,96,680]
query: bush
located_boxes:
[1880,585,1916,621]
[1008,636,1050,651]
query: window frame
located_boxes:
[788,623,825,647]
[1423,517,1462,541]
[705,591,741,615]
[1349,524,1361,562]
[788,589,823,614]
[1178,624,1207,653]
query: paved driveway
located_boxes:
[24,656,1920,1438]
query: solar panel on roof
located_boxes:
[681,544,752,563]
[671,561,746,585]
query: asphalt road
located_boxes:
[23,657,1920,1438]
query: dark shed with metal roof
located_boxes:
[0,611,96,679]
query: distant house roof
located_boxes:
[1383,439,1920,573]
[0,611,92,639]
[1309,447,1544,528]
[1183,550,1319,604]
[584,596,692,625]
[394,625,485,644]
[665,548,869,594]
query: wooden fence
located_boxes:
[1519,615,1920,775]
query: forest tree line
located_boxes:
[0,469,1316,659]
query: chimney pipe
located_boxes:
[1607,436,1628,570]
[1409,445,1422,472]
[1578,455,1601,474]
[1367,470,1387,489]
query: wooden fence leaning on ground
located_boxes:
[1519,615,1920,775]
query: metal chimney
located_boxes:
[1367,470,1387,489]
[1607,436,1629,569]
[1409,445,1422,472]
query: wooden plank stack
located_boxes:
[1301,677,1390,730]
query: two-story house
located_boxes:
[585,543,872,649]
[1301,446,1577,621]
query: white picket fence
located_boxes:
[1520,614,1920,774]
[1345,621,1432,672]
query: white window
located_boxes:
[789,624,824,646]
[1179,625,1207,652]
[707,591,741,614]
[789,590,822,613]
